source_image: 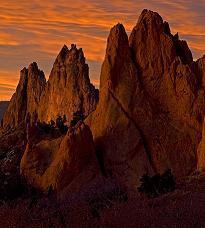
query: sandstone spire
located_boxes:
[87,10,205,187]
[38,44,99,123]
[2,63,46,129]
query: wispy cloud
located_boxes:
[0,0,205,100]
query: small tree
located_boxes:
[37,121,52,134]
[56,116,68,134]
[50,120,55,128]
[70,111,84,127]
[138,169,176,197]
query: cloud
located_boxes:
[1,0,205,100]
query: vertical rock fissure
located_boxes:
[108,88,157,173]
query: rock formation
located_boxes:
[4,9,205,193]
[2,45,99,130]
[20,122,96,192]
[87,9,205,187]
[0,101,9,121]
[2,63,46,129]
[37,44,99,123]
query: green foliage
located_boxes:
[138,169,176,197]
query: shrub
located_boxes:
[70,111,84,127]
[37,122,52,134]
[56,116,68,134]
[138,169,176,197]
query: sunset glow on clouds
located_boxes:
[1,0,205,100]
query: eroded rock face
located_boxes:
[197,119,205,171]
[20,122,96,191]
[129,9,200,129]
[38,44,99,123]
[4,9,205,192]
[87,10,205,187]
[2,45,98,130]
[2,63,46,129]
[0,101,9,122]
[86,24,155,187]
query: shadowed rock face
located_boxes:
[2,63,46,129]
[87,9,205,187]
[0,101,9,121]
[20,122,97,192]
[38,44,99,123]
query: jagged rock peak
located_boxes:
[55,45,69,64]
[2,63,46,129]
[131,9,193,64]
[37,43,99,123]
[55,44,86,65]
[100,23,131,90]
[28,62,46,81]
[107,23,129,50]
[137,9,171,35]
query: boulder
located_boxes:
[20,122,96,192]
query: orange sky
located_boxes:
[1,0,205,100]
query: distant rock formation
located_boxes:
[37,44,99,123]
[2,45,99,130]
[2,63,46,129]
[20,122,97,192]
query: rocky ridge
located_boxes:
[2,9,205,194]
[37,44,99,123]
[1,45,99,130]
[87,9,205,187]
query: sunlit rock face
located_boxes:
[37,44,99,124]
[2,63,46,129]
[87,10,205,187]
[2,45,99,130]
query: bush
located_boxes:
[138,169,176,197]
[37,122,52,134]
[56,116,68,134]
[70,111,84,127]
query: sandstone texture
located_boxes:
[0,101,9,121]
[37,44,99,123]
[2,45,99,130]
[2,63,46,129]
[3,9,205,192]
[87,10,205,187]
[20,122,96,191]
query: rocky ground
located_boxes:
[0,172,204,227]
